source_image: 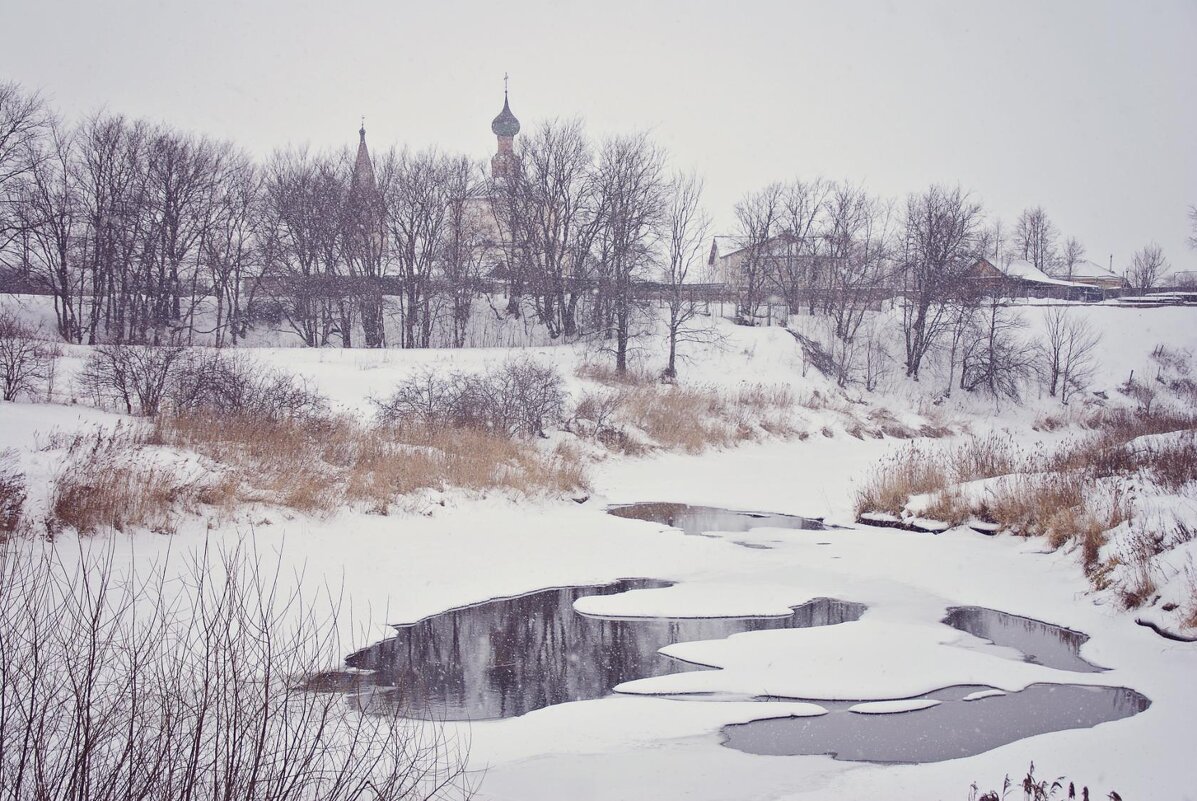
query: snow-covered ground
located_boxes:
[2,296,1196,800]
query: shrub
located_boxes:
[571,389,622,439]
[0,311,59,402]
[166,349,326,420]
[77,343,187,415]
[0,542,472,800]
[377,356,566,437]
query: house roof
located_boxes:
[999,259,1096,289]
[1066,259,1121,281]
[709,232,812,264]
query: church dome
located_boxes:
[491,95,521,137]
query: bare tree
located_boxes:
[138,129,224,343]
[1013,206,1059,274]
[1127,242,1169,293]
[1061,236,1086,280]
[440,156,488,348]
[821,184,895,385]
[770,178,829,317]
[976,219,1007,264]
[491,119,603,339]
[1038,307,1101,402]
[661,170,712,379]
[1189,205,1196,250]
[0,312,58,401]
[262,147,347,347]
[16,118,87,342]
[591,132,666,374]
[898,185,983,379]
[74,113,153,345]
[732,183,785,323]
[959,294,1032,400]
[203,146,264,347]
[386,148,461,348]
[0,81,50,259]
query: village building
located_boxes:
[969,257,1105,301]
[1056,258,1127,293]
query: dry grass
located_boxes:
[921,487,969,526]
[0,450,27,537]
[153,412,589,515]
[854,444,949,517]
[48,430,238,535]
[51,460,233,535]
[44,411,590,535]
[574,361,802,454]
[980,475,1085,538]
[1185,566,1197,631]
[574,361,655,387]
[605,382,798,454]
[854,403,1197,611]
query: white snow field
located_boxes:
[2,297,1196,800]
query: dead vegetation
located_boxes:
[571,360,937,454]
[571,370,799,455]
[36,350,589,535]
[0,450,26,537]
[856,403,1197,612]
[43,411,588,535]
[161,413,585,516]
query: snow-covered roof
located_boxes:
[1067,259,1121,281]
[998,259,1095,289]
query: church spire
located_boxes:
[350,119,379,201]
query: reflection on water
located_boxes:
[944,606,1105,672]
[340,581,864,720]
[607,503,827,537]
[723,683,1150,763]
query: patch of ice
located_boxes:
[848,698,941,714]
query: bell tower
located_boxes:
[490,74,521,180]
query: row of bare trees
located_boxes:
[0,99,496,349]
[728,179,1107,400]
[0,81,1175,389]
[1,83,714,373]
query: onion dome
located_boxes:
[491,93,521,137]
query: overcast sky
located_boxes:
[3,0,1194,271]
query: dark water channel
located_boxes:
[339,581,864,721]
[944,606,1105,672]
[322,500,1147,763]
[607,503,827,547]
[724,605,1142,762]
[723,683,1149,763]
